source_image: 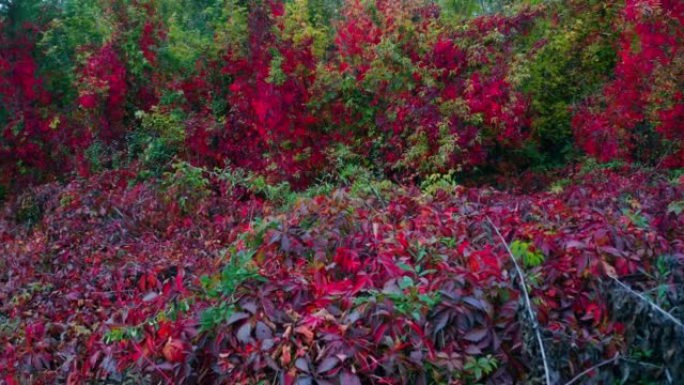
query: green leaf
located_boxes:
[397,262,414,272]
[667,200,684,215]
[510,240,545,268]
[398,276,415,290]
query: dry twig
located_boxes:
[486,217,552,385]
[562,353,619,385]
[611,277,684,330]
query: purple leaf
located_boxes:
[565,240,586,249]
[600,246,622,257]
[463,328,488,342]
[340,371,361,385]
[294,376,313,385]
[295,357,310,373]
[255,321,272,340]
[236,322,252,343]
[316,356,339,374]
[226,312,249,326]
[142,292,158,302]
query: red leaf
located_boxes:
[162,338,187,363]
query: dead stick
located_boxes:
[611,277,684,330]
[562,353,619,385]
[487,217,552,385]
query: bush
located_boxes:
[2,166,683,384]
[0,0,648,191]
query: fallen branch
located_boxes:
[486,218,552,385]
[611,277,684,330]
[562,353,619,385]
[620,356,664,370]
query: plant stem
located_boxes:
[563,353,619,385]
[611,277,684,330]
[487,218,552,385]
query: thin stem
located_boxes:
[611,277,684,330]
[621,356,664,370]
[486,218,552,385]
[563,353,620,385]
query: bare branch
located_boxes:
[486,217,552,385]
[563,353,619,385]
[611,277,684,330]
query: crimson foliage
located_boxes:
[3,0,681,192]
[572,0,684,167]
[1,1,684,384]
[1,168,683,384]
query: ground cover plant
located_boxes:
[1,0,683,384]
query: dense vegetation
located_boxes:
[1,0,683,384]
